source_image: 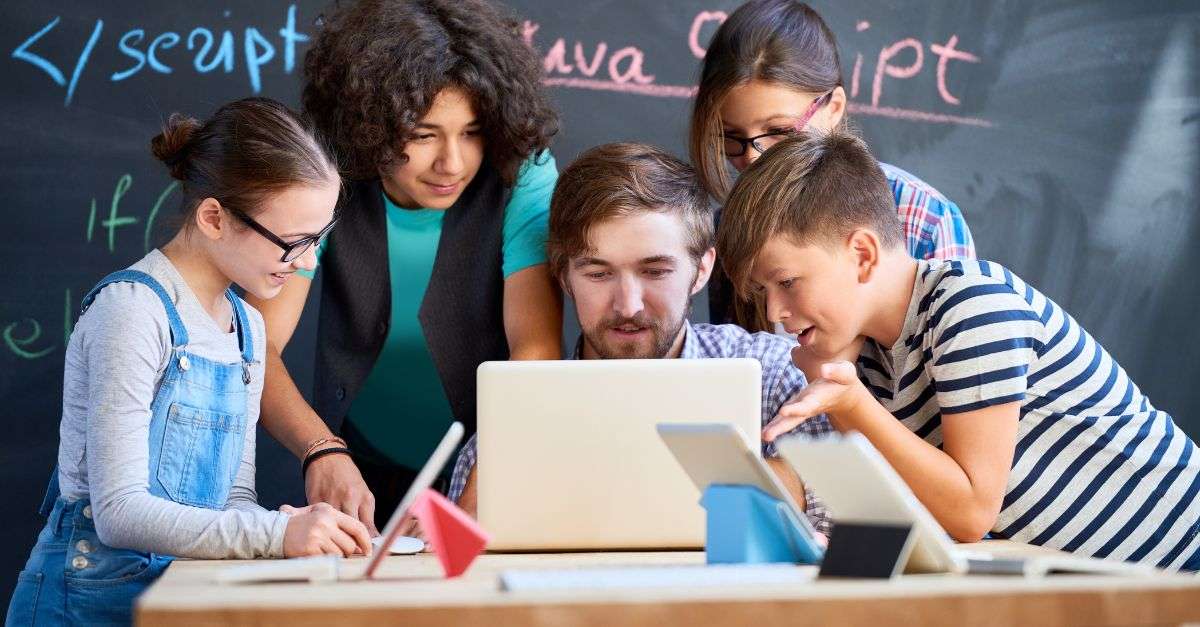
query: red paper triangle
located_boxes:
[410,489,490,578]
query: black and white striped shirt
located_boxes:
[858,259,1200,569]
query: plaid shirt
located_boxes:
[881,162,976,260]
[447,321,834,534]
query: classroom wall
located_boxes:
[2,0,1198,608]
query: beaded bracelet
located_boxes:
[302,446,352,476]
[301,436,348,462]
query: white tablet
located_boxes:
[776,432,968,574]
[363,421,464,579]
[656,422,822,556]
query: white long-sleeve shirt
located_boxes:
[56,249,286,558]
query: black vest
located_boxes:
[313,166,511,440]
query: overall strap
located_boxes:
[37,467,61,517]
[81,270,188,347]
[225,288,254,364]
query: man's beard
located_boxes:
[582,309,688,359]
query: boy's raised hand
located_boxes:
[765,361,868,441]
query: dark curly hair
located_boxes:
[302,0,559,185]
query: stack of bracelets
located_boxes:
[301,436,352,476]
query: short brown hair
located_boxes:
[716,129,903,298]
[548,143,712,279]
[150,97,337,227]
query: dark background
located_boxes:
[2,0,1197,608]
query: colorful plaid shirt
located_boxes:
[447,321,834,533]
[882,162,976,260]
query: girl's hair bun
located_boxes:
[150,113,202,180]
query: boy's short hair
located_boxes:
[549,143,713,279]
[716,129,904,297]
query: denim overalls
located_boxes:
[6,270,255,626]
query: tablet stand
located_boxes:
[410,489,490,578]
[817,521,915,579]
[700,484,823,565]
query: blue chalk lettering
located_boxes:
[65,19,103,106]
[216,31,235,73]
[188,28,213,71]
[243,27,275,93]
[147,31,180,74]
[188,28,234,73]
[111,29,145,82]
[12,16,65,86]
[278,4,309,73]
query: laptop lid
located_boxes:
[477,358,762,550]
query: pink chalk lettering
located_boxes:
[689,11,728,59]
[930,35,979,105]
[872,37,924,107]
[543,77,695,98]
[520,13,987,126]
[847,102,992,128]
[543,39,573,74]
[851,53,863,99]
[574,42,607,77]
[608,46,654,84]
[851,22,869,98]
[522,20,538,47]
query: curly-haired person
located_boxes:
[244,0,563,535]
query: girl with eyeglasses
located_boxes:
[6,98,370,626]
[690,0,977,330]
[244,0,563,536]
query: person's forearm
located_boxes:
[258,342,336,459]
[503,264,564,361]
[833,391,999,541]
[766,457,807,511]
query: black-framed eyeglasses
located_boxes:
[227,207,338,263]
[721,91,834,158]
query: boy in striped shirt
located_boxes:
[716,129,1200,570]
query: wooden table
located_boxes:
[136,543,1200,627]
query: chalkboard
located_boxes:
[3,0,1198,606]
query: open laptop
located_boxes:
[777,432,1160,576]
[477,359,763,550]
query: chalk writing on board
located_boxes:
[13,4,988,127]
[11,5,308,106]
[2,289,70,360]
[525,9,991,128]
[83,175,177,255]
[3,318,55,360]
[2,174,177,361]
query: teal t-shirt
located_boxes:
[299,153,558,468]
